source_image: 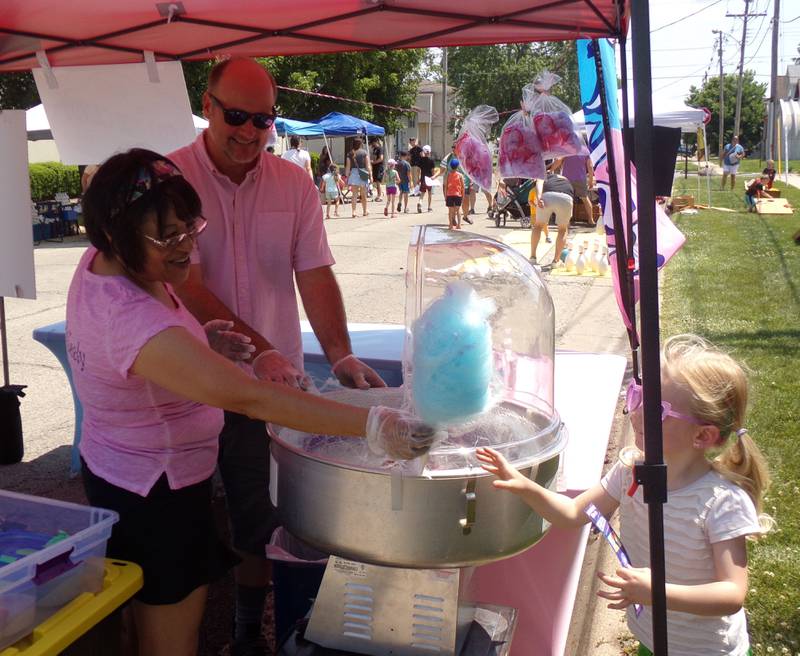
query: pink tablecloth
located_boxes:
[469,351,627,656]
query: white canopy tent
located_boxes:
[777,100,800,182]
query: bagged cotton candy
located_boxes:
[411,280,496,426]
[527,71,588,159]
[454,105,498,191]
[498,82,546,180]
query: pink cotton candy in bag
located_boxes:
[528,71,588,159]
[454,105,498,191]
[498,119,545,180]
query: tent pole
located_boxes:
[703,125,711,206]
[1,297,9,387]
[629,1,670,653]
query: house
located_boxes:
[395,81,457,161]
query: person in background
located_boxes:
[530,170,574,267]
[556,153,595,226]
[409,137,423,195]
[344,137,371,218]
[70,148,435,656]
[320,164,341,219]
[169,58,388,656]
[744,175,773,213]
[444,158,465,229]
[316,145,332,185]
[370,137,385,202]
[441,144,472,225]
[762,159,776,189]
[721,135,744,191]
[382,159,399,218]
[281,135,313,179]
[395,150,412,213]
[478,333,771,656]
[417,145,438,213]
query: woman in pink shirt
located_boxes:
[67,148,435,656]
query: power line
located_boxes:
[651,0,726,33]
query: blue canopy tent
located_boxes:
[313,112,385,137]
[274,117,325,137]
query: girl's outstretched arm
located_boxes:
[597,536,748,617]
[476,447,619,529]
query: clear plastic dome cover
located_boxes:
[273,225,564,478]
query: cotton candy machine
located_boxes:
[270,226,564,655]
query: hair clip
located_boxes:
[736,428,748,439]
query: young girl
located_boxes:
[744,175,772,213]
[320,164,341,219]
[383,159,399,218]
[478,334,771,656]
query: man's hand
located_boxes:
[253,349,311,390]
[597,567,653,609]
[332,354,387,390]
[203,320,256,362]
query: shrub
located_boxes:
[310,151,320,176]
[29,162,81,200]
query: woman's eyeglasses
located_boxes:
[624,380,707,426]
[209,93,276,130]
[143,217,208,251]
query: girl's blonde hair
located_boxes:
[661,334,772,531]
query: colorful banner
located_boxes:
[576,39,685,331]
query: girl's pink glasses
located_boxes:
[624,381,708,426]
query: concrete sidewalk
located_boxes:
[1,193,633,655]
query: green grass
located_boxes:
[734,159,799,175]
[664,176,800,655]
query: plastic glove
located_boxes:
[331,354,387,390]
[253,349,311,390]
[204,320,256,362]
[365,405,438,460]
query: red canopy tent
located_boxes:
[1,3,677,654]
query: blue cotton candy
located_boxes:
[411,280,495,426]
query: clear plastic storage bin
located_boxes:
[0,490,118,649]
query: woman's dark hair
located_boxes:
[352,137,363,149]
[82,148,201,273]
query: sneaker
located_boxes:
[463,215,473,224]
[404,208,410,213]
[427,207,433,212]
[397,202,402,212]
[469,209,476,215]
[417,203,422,213]
[529,256,537,264]
[384,207,388,216]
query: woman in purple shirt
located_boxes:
[68,148,435,656]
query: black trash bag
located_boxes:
[0,385,26,464]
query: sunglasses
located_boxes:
[143,217,208,251]
[624,380,707,425]
[209,93,276,130]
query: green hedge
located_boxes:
[29,162,81,201]
[310,151,320,176]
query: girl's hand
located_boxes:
[475,447,532,495]
[597,567,652,609]
[203,320,256,362]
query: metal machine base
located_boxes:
[291,557,515,656]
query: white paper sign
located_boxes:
[0,111,36,300]
[33,62,197,165]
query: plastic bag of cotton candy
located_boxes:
[498,88,546,181]
[453,105,498,191]
[528,72,588,159]
[409,280,498,427]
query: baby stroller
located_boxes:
[489,178,535,228]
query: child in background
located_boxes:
[445,158,465,229]
[527,181,550,246]
[383,159,399,218]
[478,334,771,656]
[744,175,773,213]
[319,164,341,219]
[761,160,776,189]
[396,151,412,213]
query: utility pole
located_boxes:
[767,0,781,159]
[441,47,448,160]
[727,0,766,139]
[712,29,725,160]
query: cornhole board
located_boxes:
[756,198,793,215]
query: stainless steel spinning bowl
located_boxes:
[269,426,564,569]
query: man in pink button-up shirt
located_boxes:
[170,57,384,654]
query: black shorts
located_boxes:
[445,195,463,207]
[217,411,279,556]
[372,165,384,181]
[81,460,238,605]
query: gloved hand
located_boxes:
[253,349,311,390]
[332,354,387,390]
[203,320,256,362]
[365,405,438,460]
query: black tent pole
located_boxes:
[629,2,670,654]
[617,33,641,382]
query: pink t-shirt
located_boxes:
[66,247,224,496]
[169,135,335,371]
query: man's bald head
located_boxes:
[207,57,277,99]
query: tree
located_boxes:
[0,71,40,109]
[686,71,767,153]
[447,43,580,135]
